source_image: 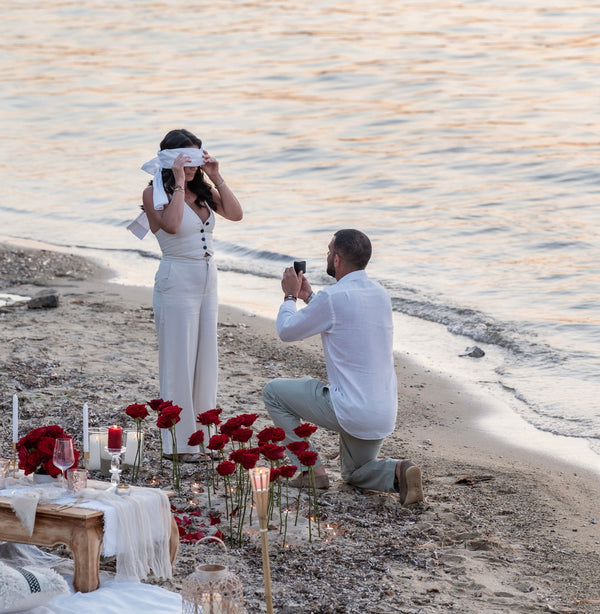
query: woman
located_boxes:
[143,129,243,461]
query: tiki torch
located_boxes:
[249,466,273,614]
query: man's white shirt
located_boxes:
[277,270,398,440]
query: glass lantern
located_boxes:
[182,562,245,614]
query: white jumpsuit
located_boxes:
[152,204,217,454]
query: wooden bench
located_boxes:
[0,495,179,593]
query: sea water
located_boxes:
[1,0,598,466]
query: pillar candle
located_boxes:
[88,430,102,470]
[83,403,89,453]
[99,430,109,459]
[123,429,141,465]
[107,425,123,450]
[12,394,18,443]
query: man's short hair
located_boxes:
[332,229,372,270]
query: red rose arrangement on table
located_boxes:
[16,425,80,477]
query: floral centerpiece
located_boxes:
[16,425,80,477]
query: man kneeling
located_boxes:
[262,229,424,505]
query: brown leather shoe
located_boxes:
[288,471,330,490]
[396,460,424,505]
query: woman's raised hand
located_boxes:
[171,152,191,185]
[201,149,219,178]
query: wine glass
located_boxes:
[53,438,75,488]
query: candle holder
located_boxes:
[105,447,126,486]
[0,457,11,479]
[67,467,88,493]
[115,482,131,496]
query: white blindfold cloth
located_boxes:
[127,147,205,240]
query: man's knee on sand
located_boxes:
[262,378,283,417]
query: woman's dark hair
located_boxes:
[155,129,216,210]
[332,229,372,270]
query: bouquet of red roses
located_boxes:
[16,425,80,477]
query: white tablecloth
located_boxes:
[0,477,172,581]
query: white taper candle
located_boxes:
[12,394,18,443]
[83,403,89,453]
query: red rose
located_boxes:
[220,416,245,436]
[45,425,66,439]
[156,405,183,429]
[196,408,222,426]
[216,460,236,476]
[286,440,310,455]
[207,434,230,451]
[157,400,174,412]
[188,430,205,447]
[259,443,285,461]
[239,413,259,427]
[297,450,318,467]
[279,464,298,479]
[148,398,165,412]
[229,449,259,470]
[238,450,259,470]
[38,436,57,457]
[228,449,244,463]
[257,426,286,444]
[231,427,253,443]
[126,403,149,420]
[42,457,62,478]
[270,467,281,483]
[18,448,42,474]
[21,450,41,472]
[293,423,318,438]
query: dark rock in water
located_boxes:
[460,346,485,358]
[27,290,60,309]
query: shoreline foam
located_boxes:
[2,234,599,478]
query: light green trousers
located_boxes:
[262,377,399,492]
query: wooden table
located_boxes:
[0,495,179,593]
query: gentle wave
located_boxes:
[390,294,559,360]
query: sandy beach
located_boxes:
[1,242,599,614]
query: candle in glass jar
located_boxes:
[123,429,140,465]
[88,428,103,470]
[107,425,123,450]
